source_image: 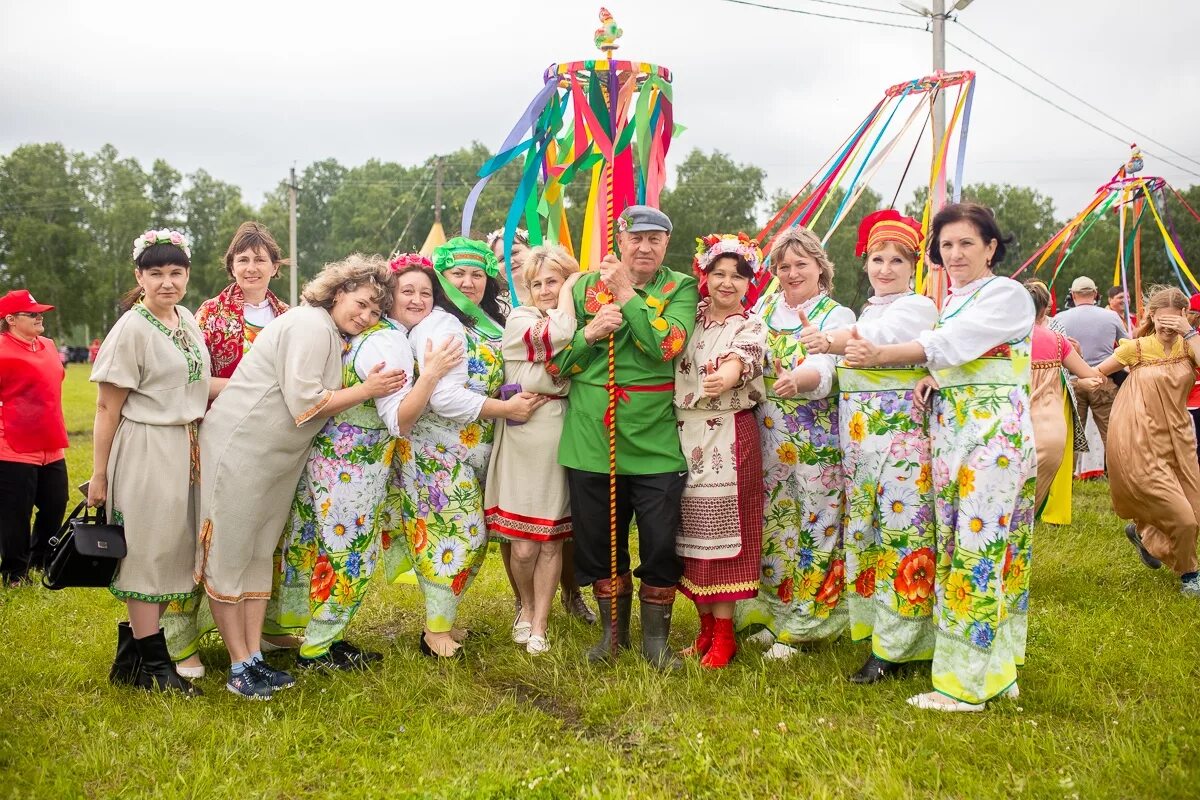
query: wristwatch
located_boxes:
[825,333,835,350]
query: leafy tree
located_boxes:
[0,143,90,340]
[181,169,247,302]
[660,149,766,272]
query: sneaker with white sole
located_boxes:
[226,668,273,700]
[526,635,551,655]
[512,620,532,645]
[249,660,296,690]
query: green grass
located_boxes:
[2,368,1199,799]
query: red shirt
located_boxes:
[0,332,68,464]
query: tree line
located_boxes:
[1,141,1197,343]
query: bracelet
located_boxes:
[1184,329,1197,341]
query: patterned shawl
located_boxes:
[195,282,290,378]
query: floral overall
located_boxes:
[736,295,848,642]
[380,325,503,632]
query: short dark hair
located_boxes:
[224,221,287,278]
[705,252,755,281]
[135,242,190,270]
[1107,285,1126,299]
[926,202,1013,268]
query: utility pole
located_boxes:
[288,166,298,306]
[931,0,946,159]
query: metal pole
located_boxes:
[288,166,298,306]
[932,0,946,166]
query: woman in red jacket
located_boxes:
[0,289,69,585]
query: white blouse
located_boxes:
[407,307,483,424]
[917,275,1035,370]
[855,291,939,345]
[353,320,415,437]
[766,293,856,400]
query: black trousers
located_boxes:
[0,458,68,579]
[1191,408,1200,467]
[567,468,686,589]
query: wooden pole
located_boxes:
[288,166,298,306]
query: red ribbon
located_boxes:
[603,381,673,426]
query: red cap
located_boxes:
[0,289,54,317]
[1189,293,1200,313]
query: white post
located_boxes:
[288,166,298,306]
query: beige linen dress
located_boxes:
[196,305,344,603]
[90,305,210,601]
[483,305,574,541]
[1108,335,1200,575]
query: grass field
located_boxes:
[1,365,1198,799]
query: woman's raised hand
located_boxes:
[423,336,465,381]
[362,362,408,398]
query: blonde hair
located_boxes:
[521,244,579,293]
[769,227,835,294]
[301,253,394,314]
[1135,285,1190,338]
[1024,279,1052,321]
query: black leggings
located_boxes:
[0,458,68,579]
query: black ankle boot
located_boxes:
[108,621,140,686]
[848,654,903,684]
[133,630,202,696]
[587,595,632,663]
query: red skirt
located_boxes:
[679,409,764,603]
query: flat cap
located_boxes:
[617,205,672,234]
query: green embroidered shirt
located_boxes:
[554,266,699,474]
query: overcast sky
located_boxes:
[3,0,1198,221]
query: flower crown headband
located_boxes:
[692,232,763,274]
[132,229,191,263]
[389,253,434,271]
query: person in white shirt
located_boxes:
[801,209,939,685]
[844,202,1036,712]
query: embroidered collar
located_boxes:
[867,290,914,306]
[782,291,826,315]
[697,298,748,329]
[947,273,994,295]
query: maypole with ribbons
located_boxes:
[463,8,678,657]
[753,69,976,308]
[1012,146,1199,326]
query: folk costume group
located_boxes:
[82,199,1200,711]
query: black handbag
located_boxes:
[42,501,127,590]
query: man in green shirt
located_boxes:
[553,205,699,669]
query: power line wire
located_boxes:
[954,20,1200,170]
[944,39,1200,181]
[715,0,927,30]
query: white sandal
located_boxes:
[763,642,798,661]
[526,635,550,655]
[511,620,532,645]
[906,691,986,712]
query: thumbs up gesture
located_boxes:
[798,309,830,354]
[843,326,881,368]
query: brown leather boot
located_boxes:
[587,572,633,663]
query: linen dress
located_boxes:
[917,275,1036,704]
[1029,325,1073,516]
[735,292,856,642]
[164,286,287,659]
[269,319,414,658]
[674,302,768,603]
[90,305,210,602]
[1107,335,1200,576]
[378,307,503,632]
[837,291,939,663]
[196,305,344,604]
[483,305,573,541]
